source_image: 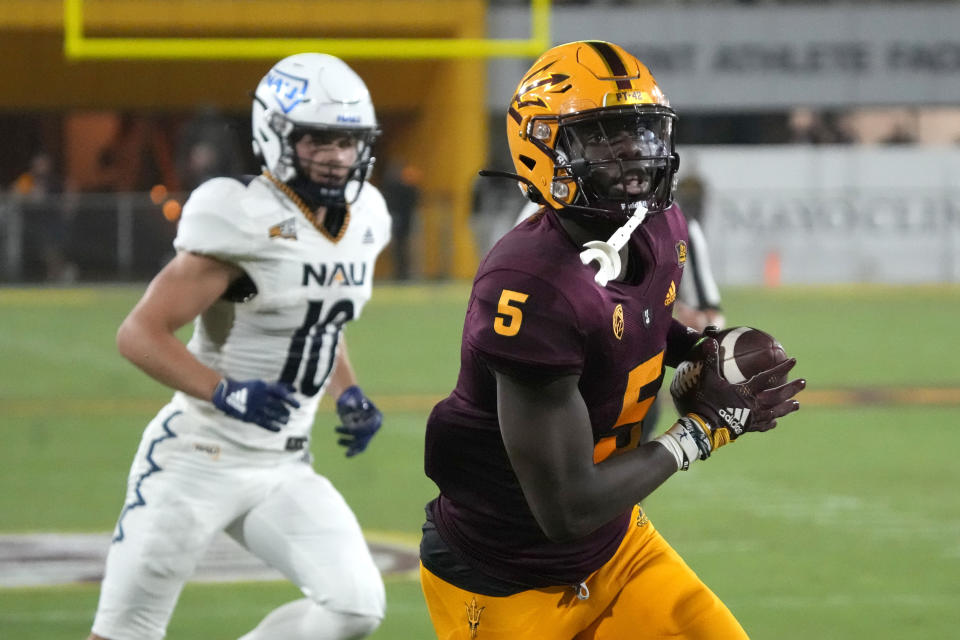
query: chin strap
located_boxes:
[579,203,649,286]
[288,176,348,211]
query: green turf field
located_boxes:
[2,283,959,639]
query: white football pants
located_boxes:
[91,407,385,640]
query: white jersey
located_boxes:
[169,175,391,451]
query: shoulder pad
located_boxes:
[174,177,260,261]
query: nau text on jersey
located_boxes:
[302,262,367,287]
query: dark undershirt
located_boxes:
[420,504,533,597]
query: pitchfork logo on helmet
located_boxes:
[251,52,379,205]
[506,41,680,221]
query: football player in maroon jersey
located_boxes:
[419,41,805,639]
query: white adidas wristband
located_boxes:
[654,431,689,471]
[655,419,710,471]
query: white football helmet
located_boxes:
[251,53,379,204]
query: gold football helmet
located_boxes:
[506,41,679,219]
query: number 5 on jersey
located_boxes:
[494,289,529,337]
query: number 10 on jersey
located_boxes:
[279,299,355,396]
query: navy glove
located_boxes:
[211,378,300,432]
[335,385,382,457]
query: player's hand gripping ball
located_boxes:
[670,327,805,444]
[672,326,789,393]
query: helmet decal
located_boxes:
[515,67,569,109]
[586,41,634,90]
[264,69,309,114]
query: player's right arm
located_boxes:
[477,269,801,543]
[117,251,299,432]
[497,369,680,543]
[466,270,679,542]
[116,251,241,401]
[498,347,804,543]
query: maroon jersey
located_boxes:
[424,206,698,589]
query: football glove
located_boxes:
[659,338,805,470]
[335,385,382,457]
[211,378,300,432]
[684,325,720,362]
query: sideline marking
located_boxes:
[0,531,419,588]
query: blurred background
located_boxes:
[2,2,960,639]
[3,0,959,286]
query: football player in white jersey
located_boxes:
[87,53,391,640]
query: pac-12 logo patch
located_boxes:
[676,240,688,266]
[612,304,624,340]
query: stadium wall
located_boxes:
[487,3,960,111]
[686,145,960,286]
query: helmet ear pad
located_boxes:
[570,157,590,180]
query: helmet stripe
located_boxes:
[585,41,633,90]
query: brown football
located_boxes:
[715,326,788,384]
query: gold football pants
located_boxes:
[420,506,748,639]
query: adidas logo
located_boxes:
[664,281,676,306]
[362,228,375,244]
[719,407,749,435]
[226,388,248,414]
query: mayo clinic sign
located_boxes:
[488,4,960,109]
[685,146,960,285]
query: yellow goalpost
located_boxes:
[63,0,552,60]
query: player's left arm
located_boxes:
[327,337,358,399]
[330,335,383,457]
[674,301,725,333]
[328,189,390,455]
[664,318,705,368]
